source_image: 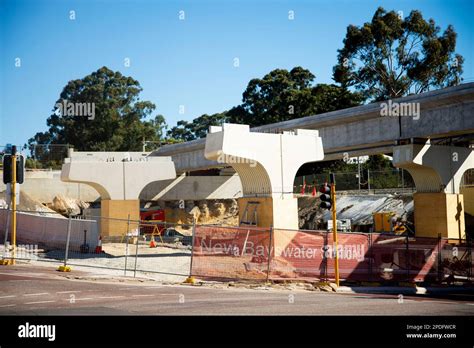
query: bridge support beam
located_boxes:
[393,142,474,239]
[204,123,324,249]
[61,150,176,238]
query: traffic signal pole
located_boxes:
[330,180,339,287]
[11,148,17,265]
[318,174,340,287]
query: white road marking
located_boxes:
[0,295,16,299]
[23,292,49,297]
[132,294,154,298]
[56,291,81,294]
[98,296,125,299]
[0,272,48,277]
[416,300,458,305]
[70,297,94,301]
[0,304,16,308]
[24,300,55,305]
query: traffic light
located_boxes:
[319,183,332,210]
[2,154,25,184]
[16,155,25,184]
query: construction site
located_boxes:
[2,3,474,346]
[1,83,473,288]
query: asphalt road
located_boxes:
[0,265,473,315]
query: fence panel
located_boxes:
[129,220,192,281]
[269,230,328,281]
[60,216,122,273]
[189,226,470,284]
[268,230,370,282]
[369,234,441,283]
[2,206,472,285]
[191,225,271,281]
[0,209,98,266]
[440,240,473,283]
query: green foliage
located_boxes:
[369,171,400,189]
[167,112,228,141]
[169,67,363,141]
[228,67,363,127]
[365,154,393,171]
[28,6,465,154]
[333,7,464,101]
[25,158,43,169]
[28,66,166,153]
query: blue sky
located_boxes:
[1,0,473,148]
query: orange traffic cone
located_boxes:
[95,236,103,253]
[312,186,317,197]
[149,237,156,248]
[301,180,306,195]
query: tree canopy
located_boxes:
[333,7,463,101]
[167,112,228,142]
[28,6,465,169]
[28,67,166,155]
[167,67,363,140]
[227,67,363,127]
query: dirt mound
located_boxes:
[47,195,90,216]
[163,199,239,228]
[0,189,58,216]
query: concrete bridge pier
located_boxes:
[204,123,324,249]
[61,150,176,238]
[393,142,474,239]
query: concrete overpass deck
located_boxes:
[153,83,474,172]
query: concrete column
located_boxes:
[101,199,140,237]
[460,186,474,214]
[204,123,324,236]
[461,186,474,234]
[61,150,176,238]
[413,193,465,239]
[393,142,474,239]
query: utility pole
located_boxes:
[142,139,162,152]
[357,156,361,192]
[367,169,371,192]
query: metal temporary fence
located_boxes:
[1,207,471,284]
[0,208,98,267]
[295,169,416,194]
[368,234,441,282]
[0,208,192,279]
[190,225,473,284]
[191,225,272,281]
